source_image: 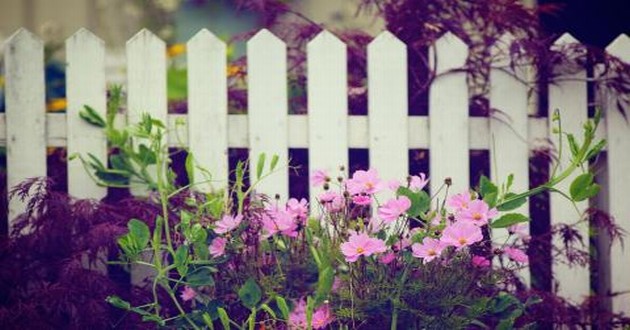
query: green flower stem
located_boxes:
[391,265,410,330]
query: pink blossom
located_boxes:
[508,223,530,241]
[379,252,396,264]
[456,199,498,226]
[214,214,243,234]
[504,247,529,263]
[340,232,387,262]
[288,300,334,330]
[311,304,334,329]
[209,237,226,258]
[409,173,429,191]
[318,191,344,212]
[388,180,402,191]
[392,237,412,251]
[311,169,329,187]
[411,237,447,263]
[180,286,196,302]
[440,222,484,250]
[261,209,298,238]
[472,255,491,268]
[447,191,472,211]
[352,194,371,205]
[346,168,384,195]
[286,198,309,224]
[377,196,412,223]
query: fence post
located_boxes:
[368,31,409,200]
[66,28,107,200]
[548,33,589,303]
[429,32,469,195]
[604,33,630,314]
[4,28,46,226]
[247,29,289,201]
[187,29,228,192]
[307,30,348,212]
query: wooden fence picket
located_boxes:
[4,29,47,225]
[66,28,107,199]
[548,33,589,303]
[489,33,531,285]
[307,30,348,212]
[368,31,408,200]
[247,29,289,200]
[604,33,630,314]
[187,29,228,192]
[429,32,469,195]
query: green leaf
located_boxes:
[270,154,279,171]
[186,266,215,287]
[586,139,606,161]
[106,295,131,310]
[506,174,514,192]
[202,313,215,330]
[185,152,195,183]
[137,144,157,165]
[490,213,529,229]
[174,245,189,277]
[275,296,290,320]
[217,307,231,329]
[314,266,334,306]
[167,67,188,101]
[397,187,430,217]
[238,278,262,309]
[497,193,527,212]
[479,176,499,207]
[260,303,277,319]
[570,173,600,202]
[128,219,150,251]
[256,153,266,180]
[566,133,580,157]
[79,105,106,128]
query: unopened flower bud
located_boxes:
[337,176,343,183]
[323,183,330,190]
[444,177,452,186]
[339,165,345,172]
[275,194,281,200]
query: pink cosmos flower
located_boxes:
[472,255,491,268]
[352,194,372,205]
[340,232,387,262]
[318,191,344,212]
[261,208,298,238]
[456,199,498,226]
[440,222,484,250]
[180,286,196,302]
[377,196,412,223]
[409,173,429,191]
[447,191,472,211]
[411,237,447,263]
[378,252,396,264]
[286,198,308,224]
[346,168,384,195]
[388,180,402,191]
[288,300,334,330]
[504,247,529,263]
[214,214,243,234]
[209,237,226,258]
[311,169,329,187]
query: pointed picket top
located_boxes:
[606,34,630,61]
[248,29,284,47]
[308,30,344,50]
[68,28,104,46]
[553,32,580,47]
[431,32,468,75]
[368,30,405,51]
[189,28,224,45]
[127,28,165,49]
[5,28,42,48]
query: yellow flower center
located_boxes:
[356,247,365,254]
[365,182,374,190]
[427,249,436,256]
[472,213,482,221]
[458,238,467,245]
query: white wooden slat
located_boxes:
[247,29,289,200]
[429,32,469,195]
[604,34,630,314]
[368,31,408,200]
[4,29,46,225]
[126,29,167,197]
[66,28,107,199]
[489,33,531,286]
[187,29,228,192]
[307,30,348,212]
[126,29,167,285]
[548,33,589,303]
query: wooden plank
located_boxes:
[187,29,228,192]
[126,29,167,197]
[604,33,630,314]
[307,30,348,212]
[489,33,530,286]
[429,32,469,195]
[3,28,46,225]
[368,31,408,201]
[66,28,107,199]
[247,29,289,200]
[548,33,589,303]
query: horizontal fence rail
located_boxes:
[1,27,629,313]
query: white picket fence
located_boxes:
[1,28,629,314]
